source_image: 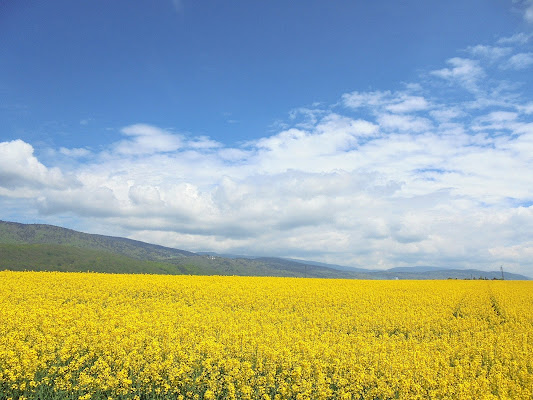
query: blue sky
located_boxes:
[1,1,533,275]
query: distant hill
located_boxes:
[0,220,352,277]
[0,220,195,261]
[280,257,378,273]
[0,243,202,275]
[387,266,448,273]
[198,251,530,280]
[0,220,530,280]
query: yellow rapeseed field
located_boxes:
[0,271,532,400]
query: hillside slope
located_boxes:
[0,220,195,261]
[0,220,529,279]
[0,244,206,275]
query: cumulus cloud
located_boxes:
[253,114,378,169]
[2,32,533,276]
[37,187,121,217]
[377,114,432,132]
[0,140,69,191]
[489,242,533,260]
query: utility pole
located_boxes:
[500,265,505,280]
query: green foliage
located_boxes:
[0,244,204,275]
[0,220,195,262]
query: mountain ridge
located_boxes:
[0,220,529,280]
[0,220,196,260]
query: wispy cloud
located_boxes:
[467,45,512,61]
[524,0,533,22]
[115,124,183,155]
[171,0,184,13]
[504,52,533,69]
[342,90,430,114]
[59,147,92,158]
[497,32,532,44]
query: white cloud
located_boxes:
[489,242,533,261]
[3,116,533,275]
[3,32,533,277]
[128,185,164,207]
[471,111,520,132]
[59,147,91,158]
[519,102,533,114]
[385,96,429,113]
[187,136,222,149]
[483,111,519,122]
[468,45,512,60]
[254,114,378,168]
[288,107,327,127]
[430,57,484,92]
[0,140,69,190]
[503,52,533,69]
[429,107,465,122]
[37,187,120,217]
[343,90,430,114]
[497,32,532,44]
[342,90,389,109]
[217,148,251,162]
[116,124,183,155]
[525,0,533,22]
[377,114,432,132]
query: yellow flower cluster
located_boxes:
[0,271,532,399]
